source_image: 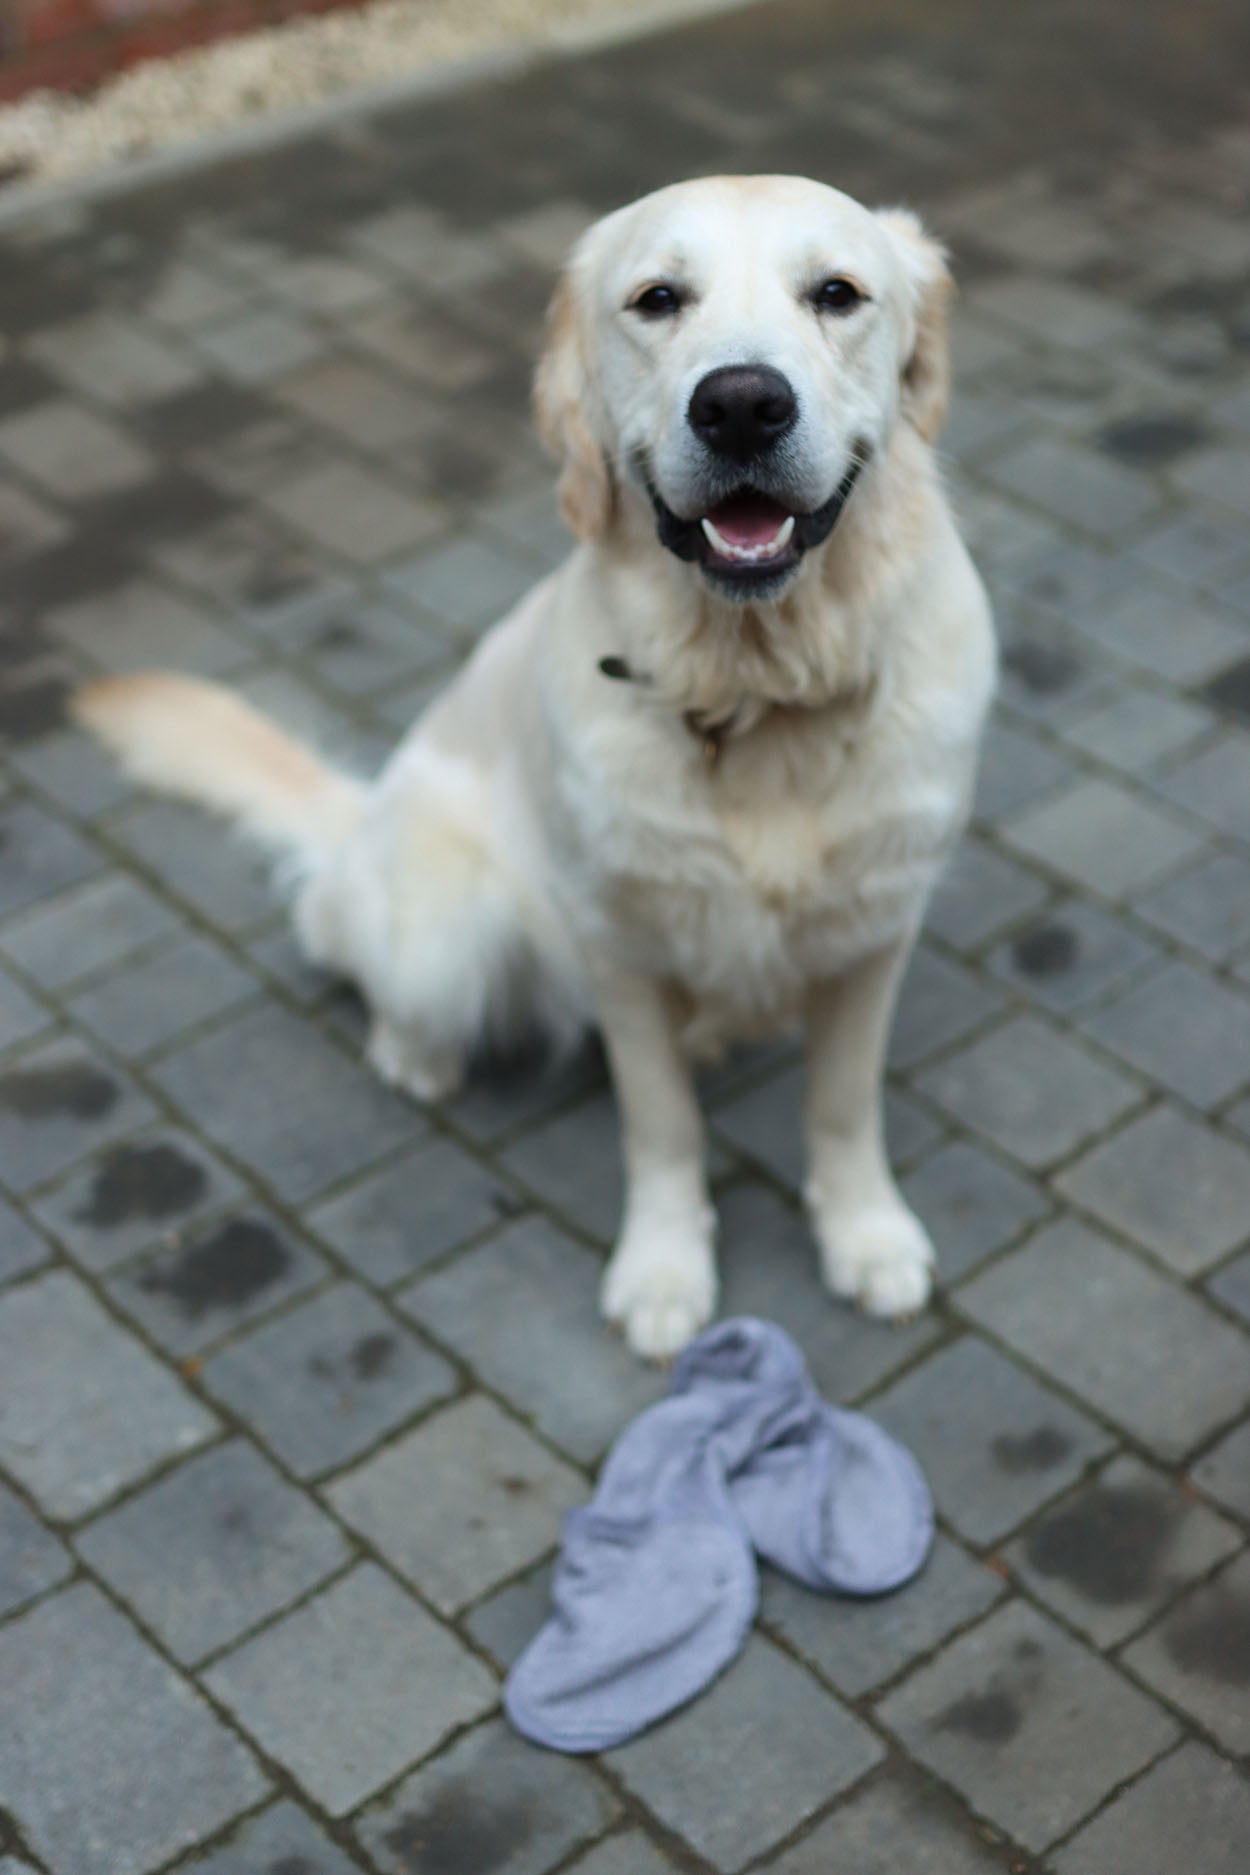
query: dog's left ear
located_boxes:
[534,259,616,540]
[876,208,954,444]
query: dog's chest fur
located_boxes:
[557,698,969,1022]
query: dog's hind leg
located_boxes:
[365,1017,465,1103]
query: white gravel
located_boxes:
[0,0,705,188]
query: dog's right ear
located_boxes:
[534,262,616,541]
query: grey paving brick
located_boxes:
[901,1139,1049,1283]
[329,1393,583,1614]
[959,1219,1250,1457]
[406,1214,662,1465]
[344,299,499,391]
[136,258,252,332]
[109,1206,331,1355]
[1061,682,1215,772]
[969,274,1142,348]
[448,1040,607,1143]
[106,798,276,931]
[878,1599,1176,1850]
[46,577,251,677]
[501,1091,624,1240]
[263,460,446,563]
[31,1129,244,1272]
[1173,439,1250,515]
[0,1583,268,1875]
[972,716,1075,823]
[265,252,392,316]
[31,311,201,406]
[1153,730,1250,841]
[463,1557,555,1670]
[150,1004,417,1202]
[1136,846,1250,959]
[1057,1104,1250,1273]
[357,1716,617,1875]
[7,727,136,818]
[1006,1453,1242,1647]
[1052,1740,1250,1875]
[204,1562,495,1816]
[718,1181,944,1405]
[78,1439,350,1664]
[201,1282,455,1478]
[148,509,331,614]
[564,1832,680,1875]
[1190,1416,1250,1519]
[385,531,537,634]
[915,1014,1140,1168]
[0,963,49,1054]
[70,930,259,1056]
[1122,1551,1250,1754]
[183,1800,362,1875]
[1082,960,1250,1108]
[0,398,154,499]
[195,306,325,382]
[870,1335,1111,1546]
[988,898,1159,1014]
[0,873,177,990]
[0,1036,157,1192]
[0,799,102,921]
[272,356,430,451]
[992,436,1160,536]
[887,945,1005,1070]
[1132,503,1250,589]
[308,1136,513,1285]
[0,1194,49,1282]
[0,1269,216,1517]
[1000,776,1205,898]
[923,838,1051,951]
[996,614,1117,728]
[255,587,451,696]
[609,1634,884,1872]
[761,1532,1004,1697]
[0,1478,70,1617]
[0,479,66,559]
[709,1061,806,1188]
[757,1766,1012,1874]
[1073,585,1250,685]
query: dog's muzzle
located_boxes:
[646,447,871,599]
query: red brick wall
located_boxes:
[0,0,372,103]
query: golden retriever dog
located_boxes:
[77,175,996,1360]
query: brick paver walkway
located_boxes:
[2,1,1250,1869]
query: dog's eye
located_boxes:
[812,277,864,314]
[631,283,684,317]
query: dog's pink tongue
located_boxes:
[705,491,791,547]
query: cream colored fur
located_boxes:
[76,176,995,1360]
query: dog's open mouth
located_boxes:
[700,492,796,573]
[645,449,870,598]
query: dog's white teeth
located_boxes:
[700,514,796,562]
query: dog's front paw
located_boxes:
[810,1194,935,1320]
[600,1215,718,1362]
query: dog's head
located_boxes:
[535,175,952,602]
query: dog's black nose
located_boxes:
[687,365,798,462]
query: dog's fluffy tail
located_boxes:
[74,672,364,857]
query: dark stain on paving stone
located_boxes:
[75,1141,208,1229]
[219,1503,253,1536]
[993,1427,1073,1474]
[0,1061,119,1120]
[313,621,363,652]
[496,1474,533,1497]
[271,1860,315,1875]
[350,1331,396,1380]
[1026,1483,1175,1605]
[1012,922,1078,978]
[1003,639,1080,696]
[1164,1586,1250,1684]
[1201,655,1250,724]
[0,674,70,741]
[937,1687,1024,1745]
[1096,412,1208,465]
[381,1785,537,1874]
[137,1215,291,1317]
